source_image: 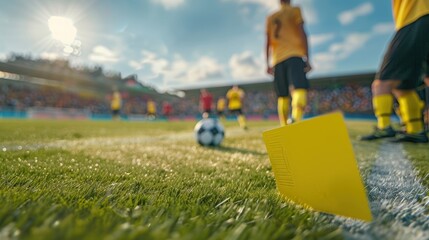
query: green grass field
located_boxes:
[0,119,428,240]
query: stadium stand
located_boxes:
[2,55,418,121]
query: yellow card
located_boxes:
[262,112,372,221]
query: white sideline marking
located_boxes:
[339,143,429,240]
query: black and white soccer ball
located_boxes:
[194,118,225,146]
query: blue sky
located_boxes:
[0,0,394,90]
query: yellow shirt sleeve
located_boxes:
[294,7,304,25]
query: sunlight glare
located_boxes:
[48,16,77,45]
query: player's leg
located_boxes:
[360,25,409,140]
[371,16,429,142]
[274,60,290,126]
[277,97,290,126]
[393,16,429,142]
[288,57,309,123]
[237,109,248,130]
[371,80,396,132]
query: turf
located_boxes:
[0,119,427,239]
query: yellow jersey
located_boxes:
[393,0,429,30]
[266,3,306,66]
[111,92,121,110]
[217,98,226,111]
[147,100,156,114]
[227,88,244,110]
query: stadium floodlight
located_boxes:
[263,112,372,221]
[48,16,77,46]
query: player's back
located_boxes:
[217,98,226,111]
[266,4,305,65]
[147,100,156,114]
[111,92,121,110]
[227,88,243,110]
[200,93,213,110]
[393,0,429,30]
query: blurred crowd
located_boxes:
[0,82,373,118]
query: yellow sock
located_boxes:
[398,92,423,134]
[373,94,393,129]
[292,89,307,122]
[419,99,425,112]
[238,114,247,129]
[278,97,290,126]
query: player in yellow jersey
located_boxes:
[265,0,311,126]
[361,0,429,143]
[226,85,247,130]
[110,89,122,121]
[216,97,226,120]
[147,99,157,119]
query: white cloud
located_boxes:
[338,2,374,25]
[129,60,144,70]
[151,0,185,10]
[89,45,120,63]
[309,33,335,47]
[0,53,7,61]
[294,0,318,25]
[372,22,395,35]
[226,0,318,25]
[329,33,371,59]
[229,51,266,80]
[313,33,371,72]
[184,57,224,82]
[40,52,60,60]
[226,0,277,10]
[312,20,395,73]
[130,51,225,86]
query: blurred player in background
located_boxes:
[266,0,311,126]
[227,85,247,130]
[216,97,226,120]
[361,0,429,143]
[162,101,172,119]
[147,99,157,119]
[110,88,121,121]
[199,89,213,118]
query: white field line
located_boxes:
[338,143,429,240]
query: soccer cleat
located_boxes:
[359,126,396,141]
[390,131,429,143]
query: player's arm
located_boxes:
[298,23,311,73]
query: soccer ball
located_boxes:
[194,118,225,146]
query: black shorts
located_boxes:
[217,110,224,116]
[377,14,429,89]
[273,57,309,97]
[426,57,429,77]
[112,109,120,116]
[229,109,243,115]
